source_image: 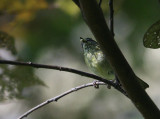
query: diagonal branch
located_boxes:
[17,82,106,119]
[109,0,114,36]
[73,0,160,118]
[0,59,127,96]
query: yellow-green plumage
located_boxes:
[81,37,115,80]
[81,37,149,89]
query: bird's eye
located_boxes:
[86,38,91,40]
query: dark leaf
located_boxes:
[0,31,45,101]
[143,20,160,49]
[0,64,45,101]
[0,31,17,54]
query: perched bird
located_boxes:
[80,37,149,89]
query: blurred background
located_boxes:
[0,0,160,119]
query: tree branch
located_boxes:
[109,0,114,36]
[0,59,127,96]
[17,82,106,119]
[73,0,160,118]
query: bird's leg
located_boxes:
[114,75,122,87]
[107,76,121,89]
[107,75,122,88]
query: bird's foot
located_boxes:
[108,79,121,89]
[114,76,122,87]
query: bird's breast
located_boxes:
[84,51,115,80]
[84,51,104,70]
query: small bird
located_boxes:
[80,37,149,89]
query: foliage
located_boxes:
[0,0,48,23]
[0,0,160,118]
[143,20,160,49]
[0,31,17,54]
[0,31,45,101]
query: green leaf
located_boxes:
[0,65,45,101]
[143,20,160,49]
[0,31,45,101]
[0,31,17,54]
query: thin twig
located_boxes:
[99,0,102,7]
[17,82,106,119]
[109,0,114,36]
[0,60,109,82]
[0,59,127,96]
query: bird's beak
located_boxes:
[80,37,84,42]
[80,37,85,48]
[80,37,87,43]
